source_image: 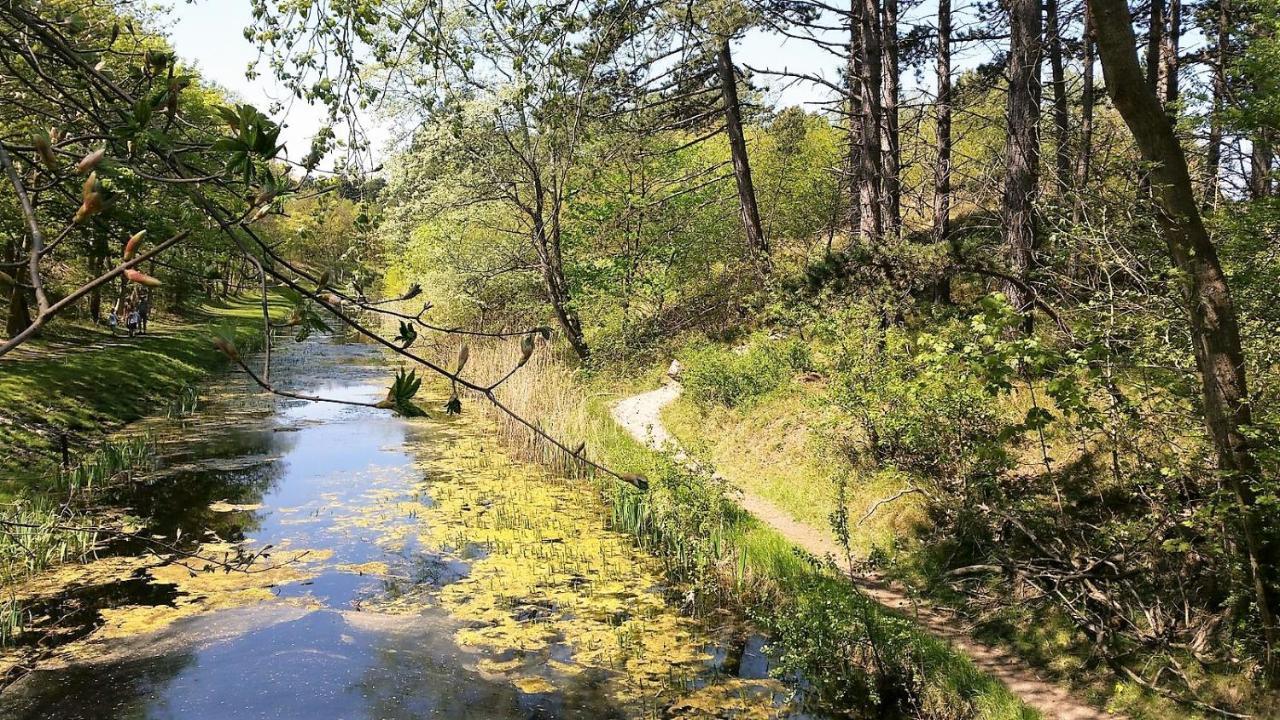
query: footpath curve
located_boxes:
[612,379,1120,720]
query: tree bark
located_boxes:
[717,39,770,272]
[1045,0,1072,192]
[1147,0,1163,92]
[1002,0,1042,328]
[1251,132,1273,199]
[1075,4,1096,220]
[531,209,591,362]
[855,0,885,244]
[4,238,31,338]
[5,284,32,338]
[846,2,864,235]
[1161,0,1180,108]
[1204,0,1227,205]
[1089,0,1279,670]
[88,239,107,324]
[881,0,901,238]
[934,0,954,302]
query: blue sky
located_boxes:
[163,0,1004,167]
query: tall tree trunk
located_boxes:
[1002,0,1042,328]
[6,284,31,338]
[1075,4,1096,220]
[1089,0,1279,670]
[1147,0,1163,91]
[716,39,770,272]
[1046,0,1071,192]
[1162,0,1181,107]
[934,0,954,302]
[532,213,591,361]
[1205,0,1227,205]
[88,239,107,324]
[1251,132,1273,199]
[881,0,901,238]
[856,0,885,244]
[846,2,863,234]
[4,238,32,338]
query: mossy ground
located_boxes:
[0,295,283,499]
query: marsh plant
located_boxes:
[0,498,99,582]
[55,435,156,498]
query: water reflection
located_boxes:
[0,338,822,719]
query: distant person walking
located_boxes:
[137,293,151,335]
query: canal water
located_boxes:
[0,337,818,719]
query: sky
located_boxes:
[164,0,998,168]
[165,0,856,167]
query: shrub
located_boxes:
[681,335,812,407]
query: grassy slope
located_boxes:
[576,385,1037,719]
[655,371,1220,720]
[662,382,928,557]
[0,295,280,498]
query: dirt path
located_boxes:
[612,380,1122,720]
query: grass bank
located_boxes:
[0,295,280,499]
[453,339,1037,719]
[649,333,1272,720]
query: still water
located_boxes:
[1,338,817,719]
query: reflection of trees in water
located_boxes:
[120,425,293,542]
[0,650,195,720]
[353,617,628,720]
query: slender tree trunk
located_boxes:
[1002,0,1043,328]
[1162,0,1180,108]
[1205,0,1227,205]
[6,284,31,338]
[716,39,770,272]
[1089,0,1279,670]
[4,238,32,337]
[1046,0,1071,192]
[1075,4,1096,220]
[88,254,104,323]
[532,216,590,361]
[856,0,884,244]
[881,0,901,238]
[934,0,954,302]
[1147,0,1163,92]
[1251,132,1273,199]
[846,3,864,234]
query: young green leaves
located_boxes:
[211,104,286,184]
[376,368,427,417]
[395,321,417,349]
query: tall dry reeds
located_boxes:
[435,336,599,477]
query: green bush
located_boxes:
[681,335,812,407]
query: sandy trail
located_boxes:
[612,380,1121,720]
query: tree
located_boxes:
[1089,0,1279,669]
[1002,0,1043,328]
[933,0,954,300]
[716,38,771,272]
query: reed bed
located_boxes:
[0,498,99,584]
[54,434,156,498]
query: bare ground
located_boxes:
[612,380,1123,720]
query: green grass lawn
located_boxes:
[0,295,282,499]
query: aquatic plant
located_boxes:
[55,435,155,498]
[0,499,99,581]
